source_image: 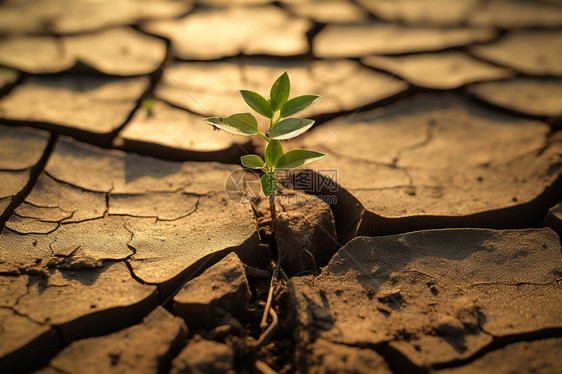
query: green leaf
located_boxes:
[265,140,283,167]
[275,149,326,170]
[203,113,258,136]
[269,118,314,140]
[270,72,290,112]
[142,98,154,112]
[261,173,277,196]
[280,95,321,117]
[240,90,273,119]
[241,155,264,169]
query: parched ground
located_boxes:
[0,0,561,373]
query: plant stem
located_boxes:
[260,192,281,331]
[269,193,276,234]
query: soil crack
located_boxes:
[0,134,58,231]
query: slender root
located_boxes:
[260,265,279,329]
[301,247,318,273]
[269,193,276,234]
[260,192,283,331]
[261,242,285,329]
[255,360,278,374]
[256,308,278,348]
[278,267,289,281]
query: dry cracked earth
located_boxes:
[0,0,562,373]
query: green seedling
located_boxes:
[141,98,155,117]
[203,72,326,230]
[204,72,326,333]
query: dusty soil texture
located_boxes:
[290,229,562,372]
[170,338,236,374]
[468,78,562,119]
[0,0,193,35]
[0,76,150,144]
[254,188,338,275]
[0,68,19,92]
[0,125,51,220]
[37,307,187,374]
[434,337,562,374]
[0,28,166,75]
[362,52,514,90]
[357,0,562,28]
[283,0,370,24]
[546,202,562,237]
[295,94,562,239]
[154,59,408,119]
[469,30,562,76]
[173,252,252,328]
[0,0,561,373]
[142,6,311,60]
[116,99,253,162]
[313,23,496,57]
[355,0,479,26]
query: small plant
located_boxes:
[204,72,326,228]
[204,73,326,337]
[141,97,155,117]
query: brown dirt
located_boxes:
[1,0,562,373]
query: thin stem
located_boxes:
[269,193,276,234]
[258,131,269,142]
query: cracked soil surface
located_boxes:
[0,0,561,373]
